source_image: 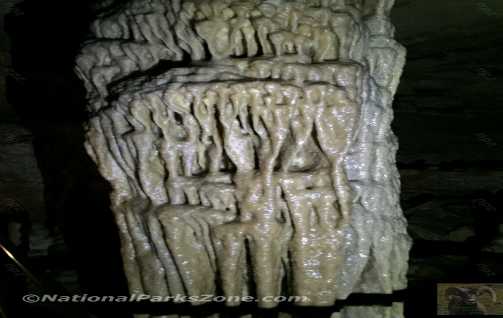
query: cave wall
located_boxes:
[391,0,503,301]
[1,0,129,308]
[0,0,47,250]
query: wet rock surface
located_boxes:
[1,0,502,318]
[75,0,411,313]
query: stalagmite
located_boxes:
[76,0,411,316]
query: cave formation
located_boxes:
[75,0,411,316]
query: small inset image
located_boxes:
[438,283,503,315]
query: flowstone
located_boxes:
[76,0,411,316]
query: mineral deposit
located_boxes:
[76,0,411,315]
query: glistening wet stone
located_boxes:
[75,0,411,316]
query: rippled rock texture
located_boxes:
[76,0,411,313]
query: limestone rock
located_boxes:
[75,0,411,315]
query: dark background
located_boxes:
[0,0,502,317]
